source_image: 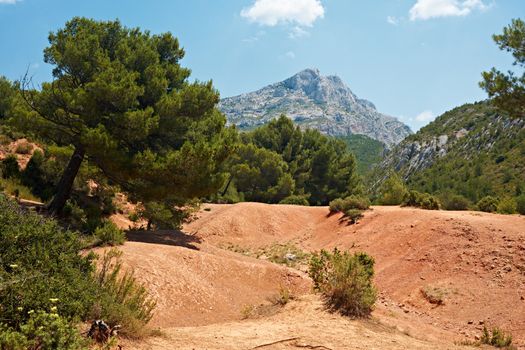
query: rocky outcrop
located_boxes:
[219,68,411,147]
[378,102,525,181]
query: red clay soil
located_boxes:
[113,203,525,349]
[106,233,310,329]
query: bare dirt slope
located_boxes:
[111,231,310,328]
[123,294,466,350]
[117,203,525,349]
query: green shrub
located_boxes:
[420,194,440,210]
[0,176,155,344]
[128,211,140,222]
[0,195,96,328]
[402,190,421,207]
[309,249,376,317]
[402,190,440,210]
[497,197,517,214]
[329,198,346,213]
[94,221,126,246]
[0,178,41,202]
[516,195,525,215]
[92,249,156,338]
[378,173,408,205]
[344,209,364,224]
[441,194,470,211]
[2,155,20,179]
[62,199,88,230]
[329,195,370,213]
[480,326,513,348]
[14,142,33,155]
[21,150,55,201]
[477,196,499,213]
[343,195,370,210]
[0,311,87,350]
[279,195,310,206]
[140,201,191,230]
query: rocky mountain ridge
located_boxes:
[219,68,411,147]
[375,101,525,199]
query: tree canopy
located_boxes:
[480,18,525,116]
[0,76,16,120]
[221,115,361,205]
[18,17,236,217]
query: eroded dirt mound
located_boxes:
[114,203,524,349]
[184,203,525,347]
[107,230,310,328]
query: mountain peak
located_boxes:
[219,69,412,146]
[282,68,355,106]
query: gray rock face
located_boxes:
[219,68,412,147]
[377,103,525,185]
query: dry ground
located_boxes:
[110,203,525,349]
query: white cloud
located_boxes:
[409,0,487,21]
[0,0,21,4]
[241,0,324,27]
[387,16,399,25]
[415,110,435,122]
[289,26,309,39]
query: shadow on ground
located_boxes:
[126,229,202,250]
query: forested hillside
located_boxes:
[338,134,385,175]
[376,101,525,205]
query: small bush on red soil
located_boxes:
[477,196,499,213]
[402,190,440,210]
[92,249,156,339]
[497,197,517,214]
[329,195,370,213]
[480,326,515,349]
[344,209,364,224]
[329,196,369,224]
[93,221,126,246]
[15,142,33,155]
[440,194,470,211]
[309,249,376,318]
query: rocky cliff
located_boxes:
[219,68,411,147]
[374,101,525,198]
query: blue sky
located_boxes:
[0,0,523,130]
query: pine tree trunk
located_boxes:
[47,146,85,216]
[221,174,234,197]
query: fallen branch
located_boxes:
[251,337,300,349]
[294,344,333,350]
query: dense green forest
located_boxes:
[337,134,385,175]
[216,115,361,205]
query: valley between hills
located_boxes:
[108,203,525,349]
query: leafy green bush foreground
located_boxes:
[0,195,155,348]
[309,249,377,317]
[329,195,370,223]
